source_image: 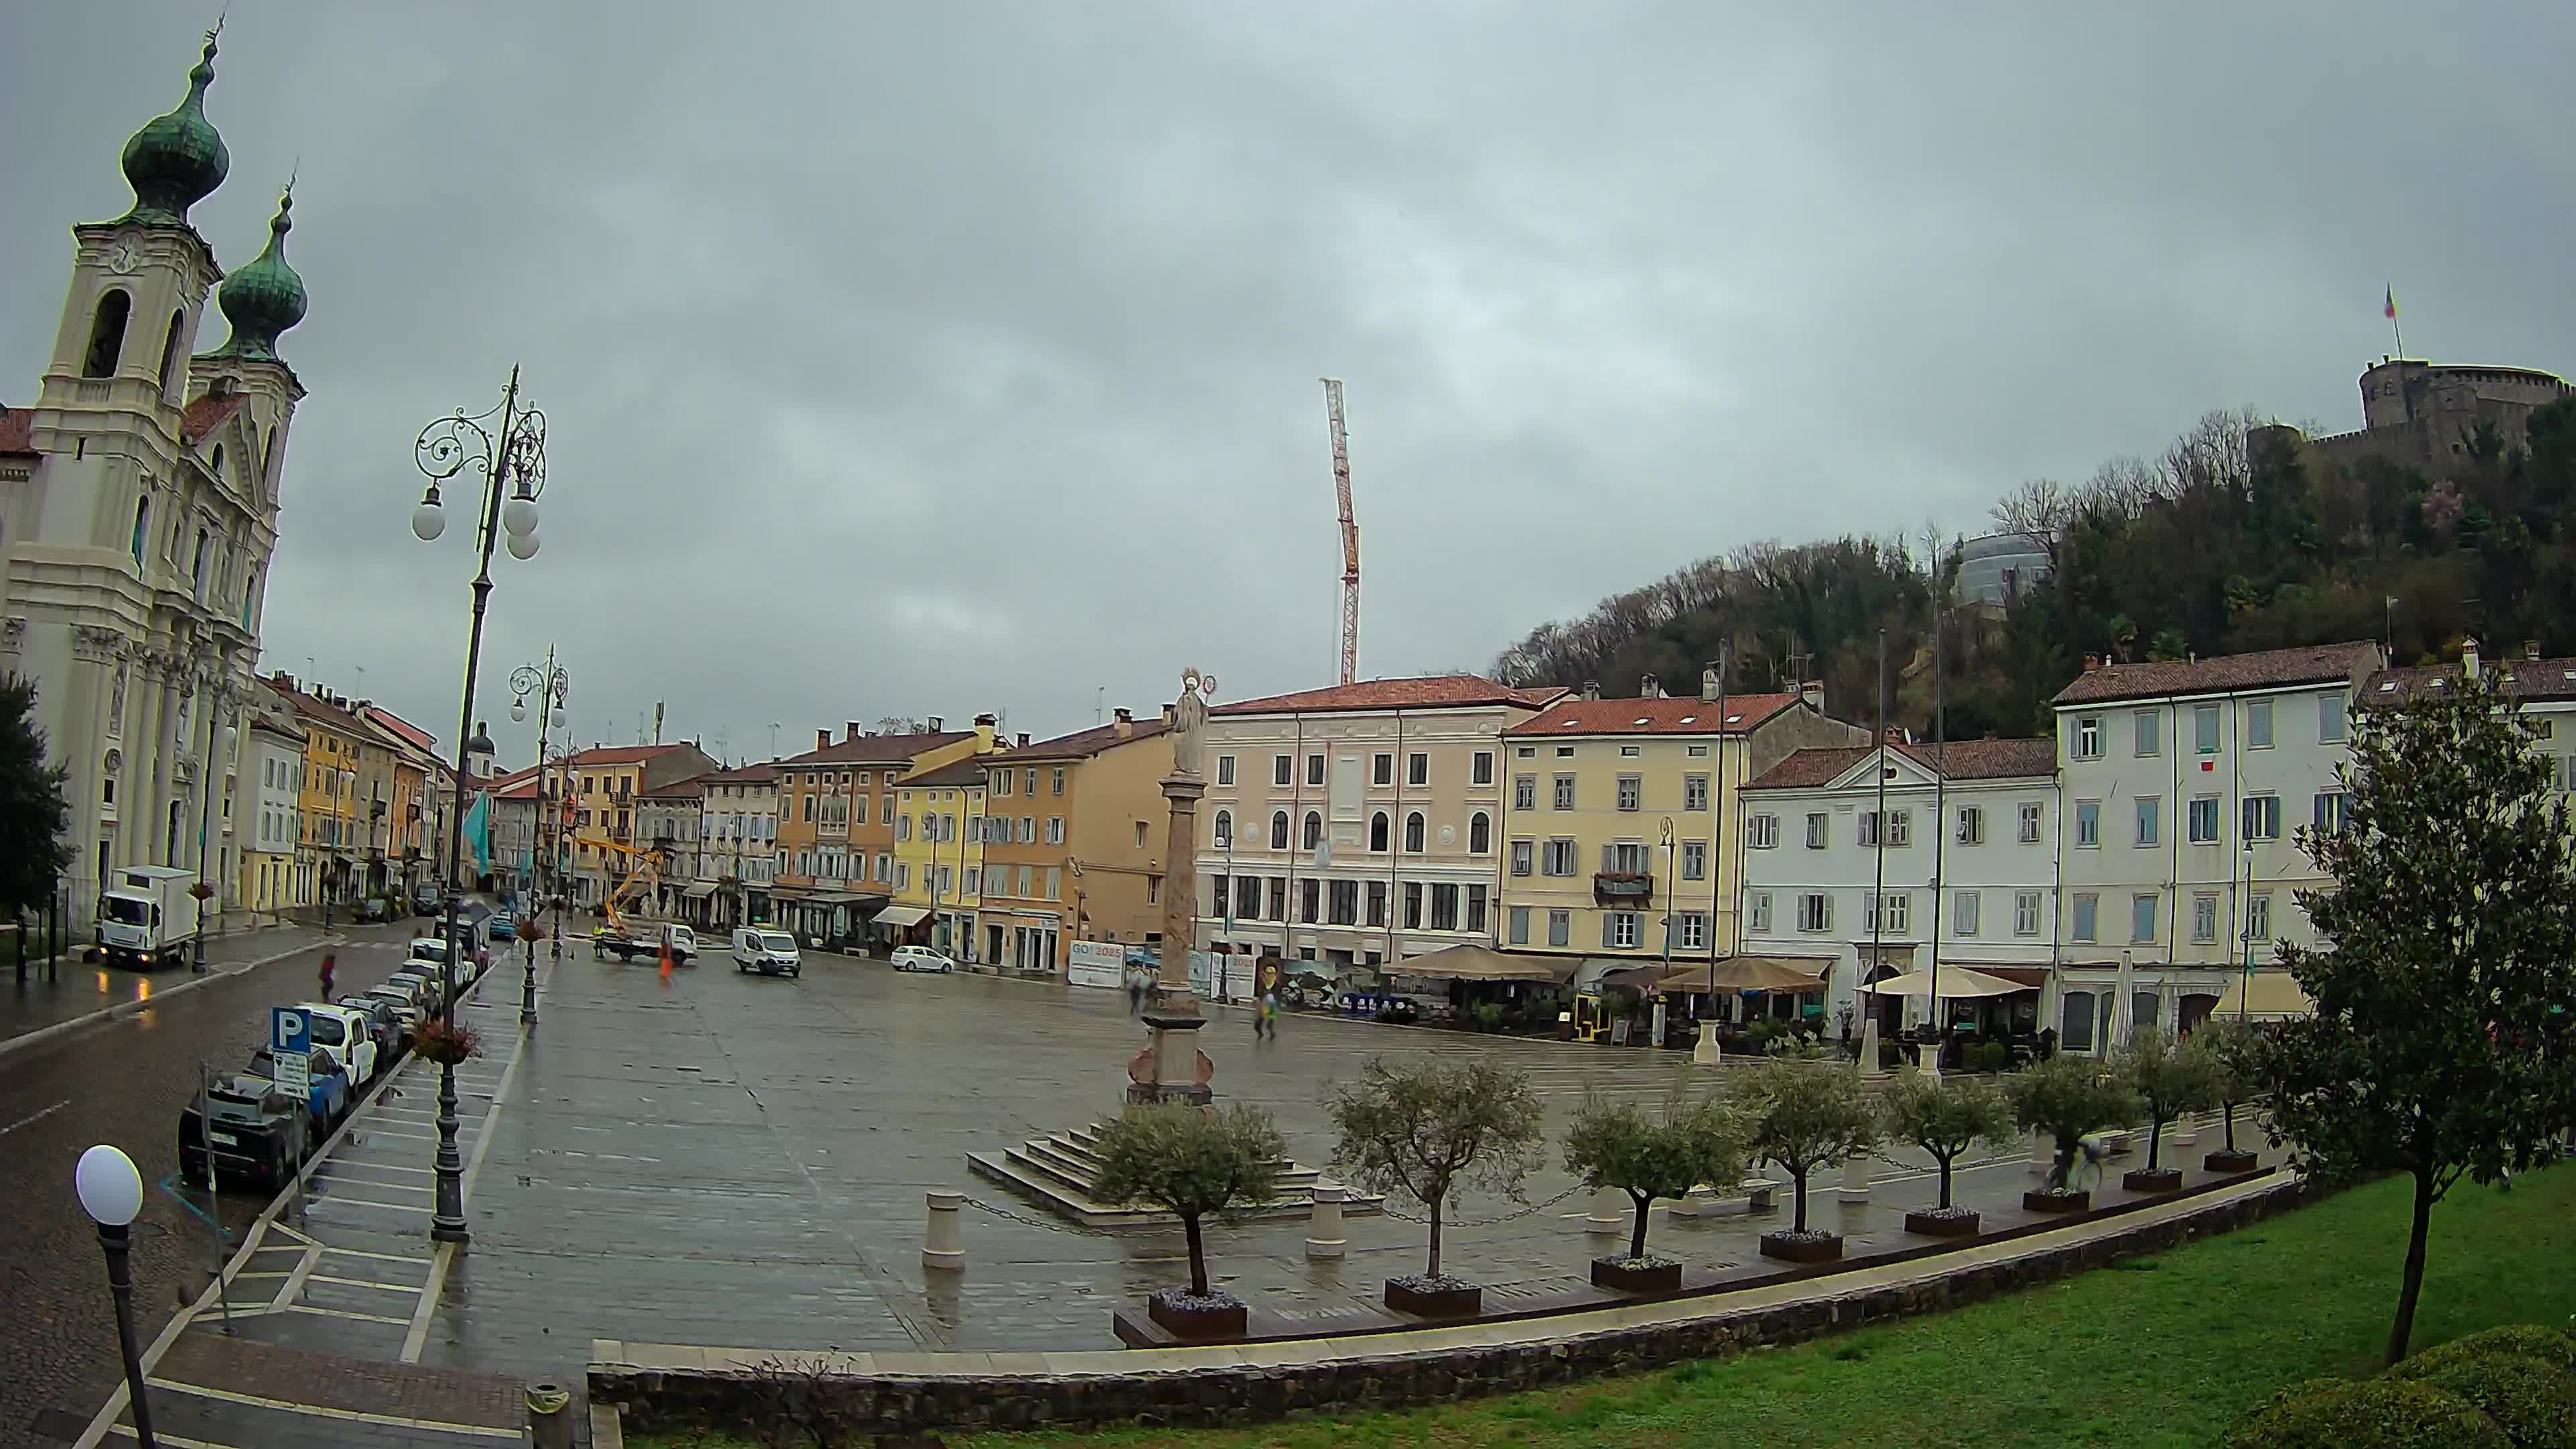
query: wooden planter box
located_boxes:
[2204,1148,2261,1173]
[1589,1256,1682,1293]
[2123,1167,2184,1193]
[1902,1209,1982,1238]
[2023,1189,2090,1214]
[1758,1231,1845,1263]
[1146,1290,1247,1339]
[1383,1278,1483,1318]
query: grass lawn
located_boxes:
[631,1164,2571,1449]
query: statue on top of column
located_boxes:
[1170,668,1217,779]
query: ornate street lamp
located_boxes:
[410,368,547,1246]
[74,1144,156,1447]
[509,651,568,1025]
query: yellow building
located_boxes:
[269,679,368,909]
[771,715,997,943]
[888,755,990,957]
[975,708,1172,972]
[1496,674,1864,975]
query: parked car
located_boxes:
[297,1002,381,1088]
[360,983,425,1041]
[180,1071,311,1187]
[404,937,465,994]
[413,888,443,918]
[387,969,443,1017]
[891,945,955,974]
[354,896,392,924]
[248,1044,350,1126]
[732,927,802,977]
[337,995,407,1057]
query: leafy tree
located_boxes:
[2194,1016,2266,1157]
[1746,1063,1884,1232]
[1091,1104,1286,1297]
[2264,667,2576,1364]
[1324,1058,1546,1281]
[1562,1092,1747,1262]
[2112,1027,2222,1173]
[1882,1069,2015,1210]
[2008,1054,2143,1192]
[0,676,75,918]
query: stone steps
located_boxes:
[967,1121,1380,1228]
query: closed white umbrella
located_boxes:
[2112,950,2137,1051]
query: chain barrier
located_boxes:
[959,1195,1089,1234]
[1374,1181,1588,1228]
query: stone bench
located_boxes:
[1666,1177,1784,1218]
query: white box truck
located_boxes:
[98,865,204,970]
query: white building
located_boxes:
[0,34,308,922]
[698,761,779,929]
[2049,642,2381,1051]
[241,705,302,913]
[1738,737,2060,1036]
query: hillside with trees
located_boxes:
[1490,397,2576,738]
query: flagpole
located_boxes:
[2387,285,2404,358]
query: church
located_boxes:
[0,28,309,924]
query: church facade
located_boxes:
[0,30,311,924]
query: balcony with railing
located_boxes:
[1593,871,1654,906]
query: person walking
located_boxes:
[318,951,336,1000]
[1127,962,1146,1018]
[1256,987,1279,1041]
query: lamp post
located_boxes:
[411,367,548,1245]
[2238,836,2257,1021]
[74,1144,156,1448]
[193,683,237,972]
[511,652,568,1026]
[1652,818,1676,1049]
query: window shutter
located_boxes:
[1600,912,1615,947]
[1599,843,1613,873]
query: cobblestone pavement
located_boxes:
[0,920,427,1446]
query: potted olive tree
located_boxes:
[2007,1053,2143,1212]
[1884,1067,2016,1237]
[2114,1026,2222,1192]
[1563,1092,1746,1293]
[1748,1061,1882,1262]
[1326,1057,1546,1317]
[2196,1016,2265,1173]
[1090,1102,1286,1338]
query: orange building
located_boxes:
[769,716,995,943]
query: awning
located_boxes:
[1862,966,2028,999]
[682,883,718,899]
[2214,971,2314,1020]
[1389,945,1577,983]
[873,904,930,928]
[1598,955,1831,994]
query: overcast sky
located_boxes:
[7,3,2571,768]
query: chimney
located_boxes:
[816,729,830,752]
[1113,707,1134,738]
[2525,639,2542,661]
[2463,637,2481,680]
[1884,725,1906,745]
[1015,732,1030,747]
[2083,653,2102,673]
[1637,672,1658,698]
[926,716,943,733]
[1799,681,1824,712]
[973,712,996,747]
[1582,680,1601,702]
[846,720,862,742]
[1700,667,1720,702]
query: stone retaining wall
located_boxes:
[594,1177,2317,1438]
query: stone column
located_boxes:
[1304,1182,1347,1260]
[1127,669,1216,1107]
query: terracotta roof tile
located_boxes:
[569,743,688,767]
[899,757,993,790]
[639,775,710,798]
[1002,718,1171,761]
[0,406,34,456]
[703,762,779,784]
[1505,693,1801,737]
[2364,658,2576,705]
[775,731,975,767]
[2051,643,2381,706]
[1746,738,2057,791]
[264,676,368,736]
[180,392,248,446]
[1214,675,1561,716]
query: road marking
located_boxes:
[309,1196,432,1215]
[0,1099,70,1136]
[109,1426,239,1448]
[280,1303,412,1325]
[400,1241,457,1363]
[143,1379,522,1438]
[321,1244,433,1265]
[308,1273,425,1295]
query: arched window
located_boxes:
[1469,811,1491,854]
[1404,811,1426,853]
[1302,810,1322,851]
[1269,810,1289,850]
[241,568,257,627]
[192,527,210,598]
[211,444,225,486]
[83,290,131,378]
[1212,809,1232,849]
[1368,811,1389,853]
[129,496,150,566]
[156,311,186,394]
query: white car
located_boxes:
[296,1002,381,1088]
[891,945,954,974]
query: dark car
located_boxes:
[179,1072,311,1187]
[413,889,443,918]
[337,995,406,1059]
[354,896,392,924]
[248,1044,350,1126]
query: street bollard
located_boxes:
[1839,1152,1871,1202]
[2174,1113,2199,1148]
[525,1381,574,1449]
[1304,1181,1346,1260]
[1586,1186,1625,1235]
[2029,1128,2053,1178]
[922,1190,965,1271]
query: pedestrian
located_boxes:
[1258,988,1279,1041]
[658,943,675,987]
[319,951,336,999]
[1127,963,1145,1018]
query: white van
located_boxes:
[732,927,800,977]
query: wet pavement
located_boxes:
[0,918,429,1446]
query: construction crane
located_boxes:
[572,833,666,937]
[1322,378,1361,685]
